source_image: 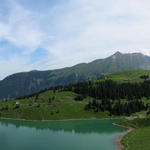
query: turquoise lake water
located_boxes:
[0,119,124,150]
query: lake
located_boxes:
[0,119,124,150]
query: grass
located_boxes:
[1,70,150,121]
[117,117,150,150]
[103,70,150,83]
[0,90,111,121]
[0,89,149,121]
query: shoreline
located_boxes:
[113,123,134,150]
[0,117,121,122]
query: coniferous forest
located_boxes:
[63,79,150,116]
[64,80,150,100]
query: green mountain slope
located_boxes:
[0,70,150,120]
[102,70,150,83]
[0,91,110,120]
[1,51,150,100]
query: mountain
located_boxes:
[0,70,149,121]
[0,51,150,100]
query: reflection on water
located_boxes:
[0,119,124,150]
[0,119,123,133]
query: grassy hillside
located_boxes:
[1,52,150,100]
[104,70,150,83]
[1,70,150,120]
[117,117,150,150]
[0,90,110,120]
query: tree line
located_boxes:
[84,99,147,116]
[64,80,150,100]
[62,79,150,115]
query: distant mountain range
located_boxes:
[0,51,150,100]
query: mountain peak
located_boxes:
[114,51,122,56]
[1,51,150,100]
[132,52,144,56]
[30,70,39,72]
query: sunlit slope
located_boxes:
[0,90,110,120]
[103,70,150,83]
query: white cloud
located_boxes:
[0,0,53,54]
[1,0,150,79]
[0,54,49,80]
[132,49,150,56]
[45,0,150,67]
[0,56,28,79]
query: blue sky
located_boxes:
[0,0,150,79]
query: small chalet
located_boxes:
[15,101,19,105]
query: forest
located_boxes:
[63,79,150,116]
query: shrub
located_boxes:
[74,95,84,101]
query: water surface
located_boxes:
[0,119,124,150]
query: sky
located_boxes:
[0,0,150,79]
